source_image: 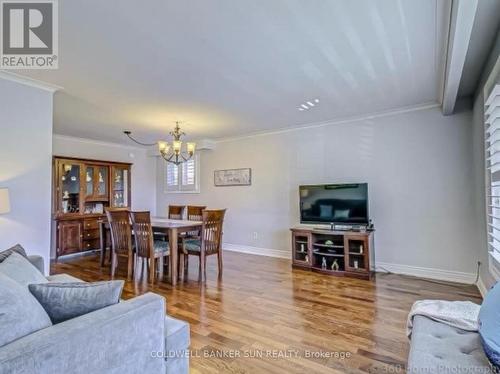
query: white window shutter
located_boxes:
[165,163,179,191]
[486,85,500,256]
[164,154,200,193]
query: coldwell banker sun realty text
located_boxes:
[1,0,58,69]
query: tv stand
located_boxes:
[291,226,374,279]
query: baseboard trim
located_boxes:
[477,276,488,297]
[375,261,477,284]
[223,243,289,259]
[222,244,478,285]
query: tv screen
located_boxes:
[299,183,368,224]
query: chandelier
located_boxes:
[124,122,196,165]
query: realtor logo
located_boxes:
[0,0,58,69]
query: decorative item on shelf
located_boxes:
[305,254,309,263]
[331,259,339,271]
[62,200,69,214]
[359,244,364,254]
[300,243,305,253]
[321,257,327,270]
[98,172,104,183]
[94,203,104,214]
[63,190,69,199]
[86,172,92,183]
[368,219,374,230]
[63,164,72,173]
[214,168,252,187]
[353,260,359,269]
[325,240,333,246]
[124,121,196,166]
[70,176,77,181]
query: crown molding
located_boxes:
[0,71,62,93]
[215,102,441,143]
[53,133,145,151]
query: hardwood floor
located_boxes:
[51,251,481,374]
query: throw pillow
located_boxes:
[0,273,52,347]
[479,282,500,368]
[28,280,124,324]
[0,252,48,286]
[0,243,27,262]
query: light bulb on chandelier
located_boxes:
[124,121,196,165]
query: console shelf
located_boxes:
[291,227,374,279]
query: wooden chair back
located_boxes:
[187,206,206,221]
[129,211,154,258]
[106,210,132,253]
[168,205,185,220]
[187,206,206,237]
[201,209,226,255]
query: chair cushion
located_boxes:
[0,252,48,286]
[165,315,190,353]
[0,243,27,263]
[184,239,201,252]
[28,281,124,324]
[0,272,52,347]
[408,315,490,372]
[153,240,170,254]
[479,282,500,367]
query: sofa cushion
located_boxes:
[0,243,27,262]
[28,281,124,324]
[46,273,85,283]
[165,315,190,353]
[0,272,52,347]
[0,252,48,286]
[408,315,490,372]
[479,282,500,367]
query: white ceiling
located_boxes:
[12,0,492,143]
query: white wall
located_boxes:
[157,106,479,281]
[0,78,54,273]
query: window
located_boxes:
[486,85,500,263]
[164,154,200,193]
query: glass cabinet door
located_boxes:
[85,166,94,197]
[97,166,108,197]
[112,167,129,207]
[60,163,81,213]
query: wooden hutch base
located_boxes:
[291,227,374,279]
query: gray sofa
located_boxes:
[0,255,190,374]
[408,315,492,373]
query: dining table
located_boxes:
[99,216,203,286]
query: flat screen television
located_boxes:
[299,183,369,224]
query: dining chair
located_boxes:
[130,211,170,283]
[180,209,226,282]
[105,209,134,279]
[181,206,206,271]
[168,205,186,220]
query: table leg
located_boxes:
[169,228,178,286]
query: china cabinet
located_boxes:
[53,156,131,259]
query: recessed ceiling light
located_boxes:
[298,108,304,111]
[307,101,314,107]
[301,104,308,109]
[314,98,320,103]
